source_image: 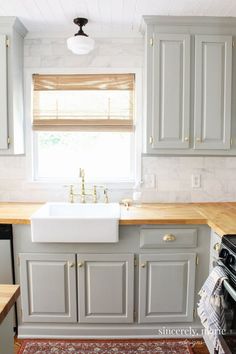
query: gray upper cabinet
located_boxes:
[152,33,190,149]
[0,17,27,154]
[138,253,196,323]
[194,35,232,150]
[144,16,234,155]
[19,253,77,323]
[77,253,134,323]
[0,34,8,150]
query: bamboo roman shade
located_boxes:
[33,73,135,132]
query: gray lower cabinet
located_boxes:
[138,253,196,323]
[19,253,77,323]
[77,253,134,323]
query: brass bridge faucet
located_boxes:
[65,169,108,203]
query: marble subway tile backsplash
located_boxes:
[0,37,235,202]
[141,157,236,202]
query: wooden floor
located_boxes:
[14,338,210,354]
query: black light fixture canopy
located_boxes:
[73,18,89,37]
[67,17,94,55]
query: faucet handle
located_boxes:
[79,168,85,178]
[93,185,97,203]
[63,184,75,203]
[104,188,109,203]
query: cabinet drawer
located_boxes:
[140,228,197,248]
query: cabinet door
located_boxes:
[0,34,8,150]
[20,253,77,323]
[77,254,134,323]
[194,35,232,150]
[139,253,196,323]
[150,33,190,149]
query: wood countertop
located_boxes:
[0,202,236,236]
[0,284,20,324]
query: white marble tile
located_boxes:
[0,37,234,203]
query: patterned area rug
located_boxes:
[17,338,196,354]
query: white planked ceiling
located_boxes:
[0,0,236,37]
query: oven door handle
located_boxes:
[223,279,236,302]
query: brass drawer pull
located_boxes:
[78,262,84,268]
[141,262,147,268]
[213,243,221,253]
[69,262,75,268]
[163,234,176,242]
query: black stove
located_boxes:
[217,235,236,354]
[219,235,236,288]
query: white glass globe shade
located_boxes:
[67,35,95,55]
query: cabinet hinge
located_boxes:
[233,41,235,48]
[196,255,199,266]
[149,136,154,145]
[6,38,9,47]
[150,37,153,47]
[20,308,23,318]
[231,138,233,146]
[7,137,10,146]
[193,308,197,319]
[134,256,138,267]
[16,255,20,266]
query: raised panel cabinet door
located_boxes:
[151,33,190,149]
[138,253,196,323]
[19,253,77,323]
[194,35,232,150]
[0,34,8,150]
[77,254,134,323]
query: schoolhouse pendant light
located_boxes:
[67,18,95,55]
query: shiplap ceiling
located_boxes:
[0,0,236,37]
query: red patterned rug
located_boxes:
[17,338,196,354]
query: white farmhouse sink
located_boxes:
[31,202,120,243]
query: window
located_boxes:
[32,73,136,182]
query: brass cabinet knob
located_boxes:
[184,137,189,141]
[196,137,201,142]
[163,233,176,242]
[78,262,84,268]
[69,262,75,268]
[141,262,147,268]
[213,243,221,253]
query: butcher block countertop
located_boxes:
[0,202,236,236]
[0,284,20,324]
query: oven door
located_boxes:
[217,279,236,354]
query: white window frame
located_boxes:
[25,67,142,189]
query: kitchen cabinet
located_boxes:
[14,223,210,337]
[194,35,232,150]
[0,17,27,154]
[19,253,77,323]
[138,253,196,323]
[144,16,234,155]
[0,34,8,150]
[77,253,134,323]
[151,33,190,149]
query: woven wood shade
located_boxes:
[33,73,135,131]
[33,74,134,91]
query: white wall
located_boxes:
[0,37,235,202]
